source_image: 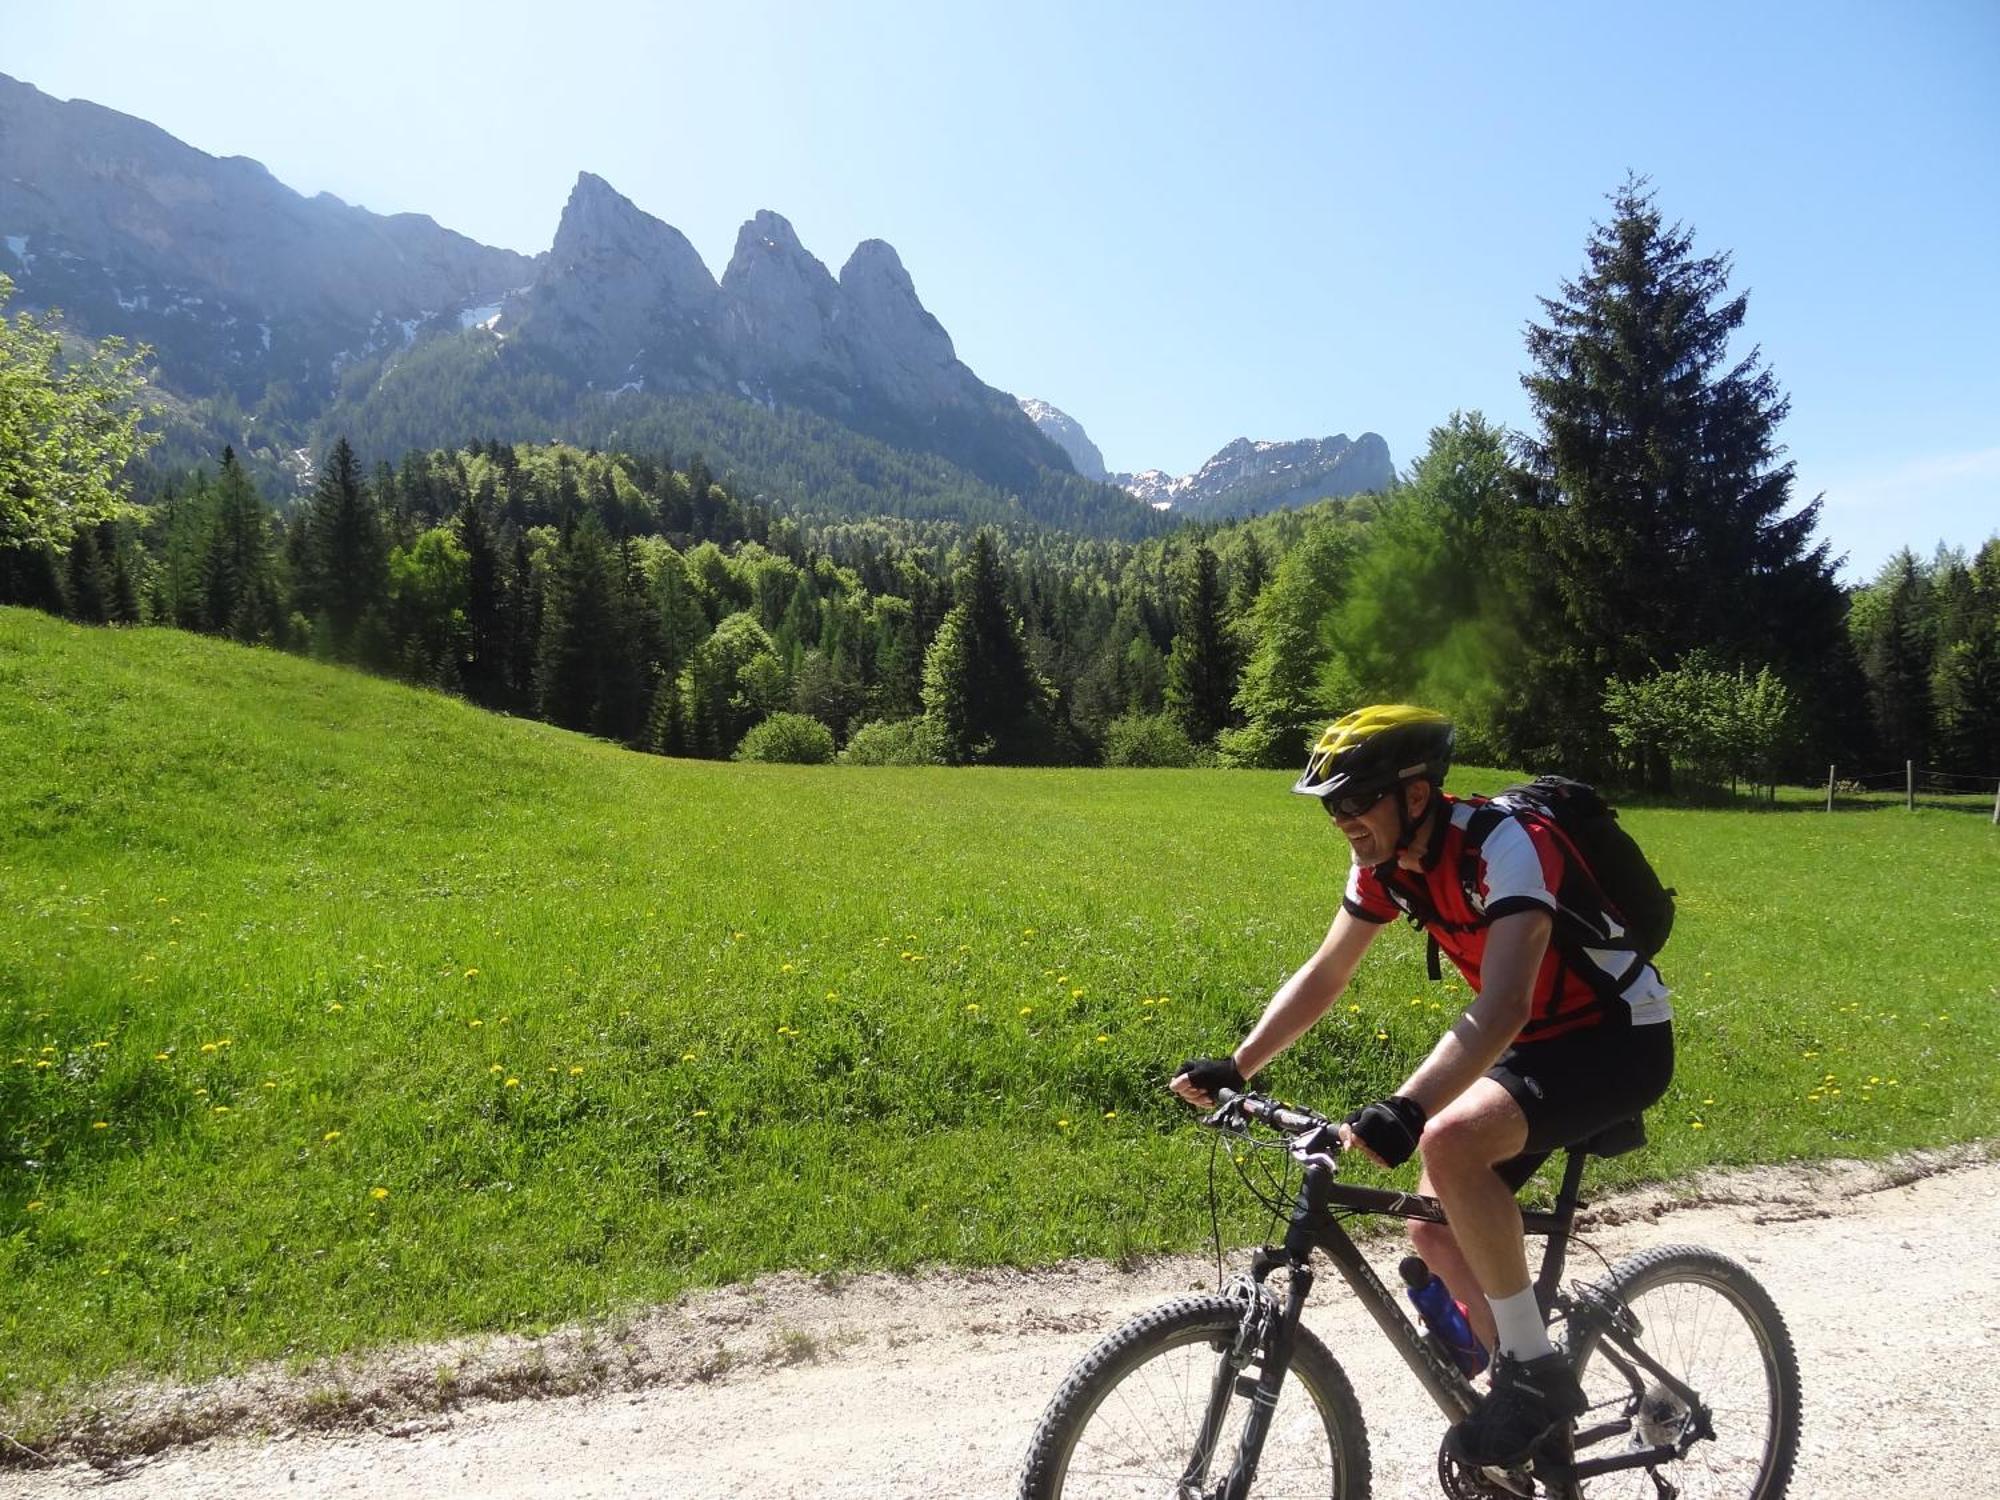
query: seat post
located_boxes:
[1534,1146,1593,1311]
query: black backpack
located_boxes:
[1407,776,1677,980]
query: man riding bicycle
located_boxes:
[1171,704,1675,1470]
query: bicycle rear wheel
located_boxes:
[1565,1244,1801,1500]
[1017,1294,1370,1499]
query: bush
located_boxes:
[841,717,947,766]
[1102,712,1198,768]
[734,712,836,765]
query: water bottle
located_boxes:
[1399,1255,1489,1377]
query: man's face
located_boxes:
[1331,781,1427,864]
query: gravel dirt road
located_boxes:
[6,1149,1992,1498]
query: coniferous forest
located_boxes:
[5,184,1996,793]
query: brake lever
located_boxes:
[1201,1095,1249,1133]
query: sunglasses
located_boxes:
[1321,786,1395,820]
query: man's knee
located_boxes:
[1419,1091,1527,1179]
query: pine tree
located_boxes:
[1859,550,1933,764]
[1520,178,1843,773]
[61,524,110,622]
[199,446,282,643]
[919,530,1046,762]
[536,512,620,733]
[302,437,387,658]
[1165,543,1241,746]
[457,492,509,706]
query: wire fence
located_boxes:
[1821,762,2000,821]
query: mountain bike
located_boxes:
[1017,1090,1800,1500]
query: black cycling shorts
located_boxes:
[1486,1011,1674,1191]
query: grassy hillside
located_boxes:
[3,606,1995,1413]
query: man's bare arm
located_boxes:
[1171,906,1383,1106]
[1396,907,1551,1117]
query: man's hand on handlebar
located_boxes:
[1170,1055,1246,1108]
[1337,1094,1427,1169]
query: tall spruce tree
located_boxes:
[1165,543,1240,745]
[199,446,284,643]
[920,530,1047,762]
[457,491,509,706]
[1520,178,1842,774]
[536,512,621,734]
[302,437,387,658]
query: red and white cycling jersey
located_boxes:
[1342,795,1672,1042]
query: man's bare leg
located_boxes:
[1409,1168,1499,1354]
[1409,1078,1533,1355]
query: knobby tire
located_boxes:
[1016,1294,1371,1499]
[1565,1244,1801,1500]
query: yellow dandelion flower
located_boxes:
[569,1066,583,1076]
[1702,1096,1716,1105]
[262,1081,276,1089]
[212,1105,230,1115]
[681,1051,697,1061]
[1022,927,1036,936]
[1056,974,1069,984]
[154,1052,170,1061]
[1348,1004,1361,1013]
[780,963,795,973]
[200,1043,218,1054]
[1095,1033,1110,1044]
[1375,1030,1389,1041]
[1057,1118,1071,1129]
[732,931,746,941]
[92,1120,108,1130]
[464,968,479,978]
[964,1003,981,1013]
[1019,1006,1034,1016]
[692,1108,710,1118]
[91,1040,110,1050]
[327,1001,344,1012]
[324,1130,342,1142]
[504,1077,520,1088]
[35,1060,51,1069]
[26,1201,44,1212]
[825,990,839,1000]
[370,1187,390,1200]
[489,1064,504,1074]
[1103,1111,1117,1120]
[469,1018,483,1028]
[1690,1120,1705,1129]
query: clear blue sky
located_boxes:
[9,0,1997,578]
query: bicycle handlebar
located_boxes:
[1207,1087,1341,1141]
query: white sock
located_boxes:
[1487,1287,1554,1362]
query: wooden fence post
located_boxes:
[1907,760,1915,812]
[1826,765,1835,813]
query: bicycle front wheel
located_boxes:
[1566,1244,1801,1500]
[1016,1294,1370,1500]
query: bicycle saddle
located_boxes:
[1579,1116,1647,1158]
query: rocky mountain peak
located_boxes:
[837,239,960,408]
[1017,397,1108,482]
[548,172,714,300]
[720,210,843,381]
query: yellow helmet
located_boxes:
[1293,705,1454,801]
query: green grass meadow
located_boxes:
[3,606,1996,1424]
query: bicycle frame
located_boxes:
[1211,1137,1713,1499]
